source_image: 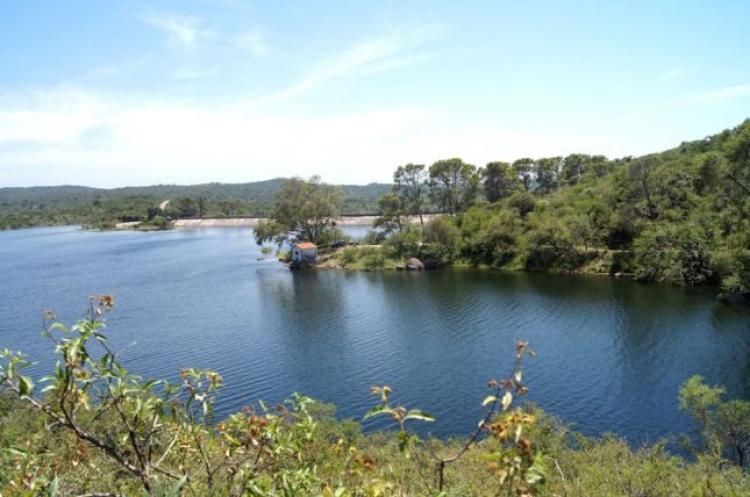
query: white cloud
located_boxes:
[2,25,657,188]
[0,86,616,188]
[146,15,207,49]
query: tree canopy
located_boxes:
[254,176,344,247]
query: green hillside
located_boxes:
[319,119,750,299]
[0,179,391,229]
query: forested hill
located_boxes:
[0,179,391,229]
[309,119,749,297]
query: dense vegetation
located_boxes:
[0,180,390,230]
[2,298,750,496]
[334,120,749,301]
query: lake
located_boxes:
[1,226,749,445]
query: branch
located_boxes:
[728,173,750,195]
[155,436,178,467]
[7,378,144,480]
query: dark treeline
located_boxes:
[366,120,749,300]
[0,179,390,230]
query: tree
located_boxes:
[520,217,580,272]
[428,158,479,215]
[254,176,343,247]
[424,220,458,268]
[168,197,199,218]
[512,158,534,192]
[393,163,428,226]
[560,154,609,185]
[374,192,404,234]
[481,162,519,202]
[626,156,660,220]
[507,191,536,218]
[632,225,712,285]
[679,376,750,467]
[533,157,562,194]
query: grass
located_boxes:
[319,245,403,271]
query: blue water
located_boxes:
[1,226,749,444]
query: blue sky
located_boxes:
[1,0,749,187]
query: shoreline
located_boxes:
[168,214,436,229]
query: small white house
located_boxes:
[291,242,318,264]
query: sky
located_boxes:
[1,0,749,188]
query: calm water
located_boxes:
[1,226,750,444]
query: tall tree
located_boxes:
[374,192,404,233]
[626,156,660,220]
[255,176,343,246]
[533,157,562,193]
[560,154,610,184]
[393,163,428,226]
[560,154,588,185]
[481,162,519,202]
[428,158,479,215]
[512,158,535,192]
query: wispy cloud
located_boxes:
[82,57,149,80]
[245,26,444,107]
[682,84,750,104]
[145,15,208,50]
[659,66,687,83]
[232,30,268,57]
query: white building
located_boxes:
[291,242,318,264]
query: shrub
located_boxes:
[362,251,386,270]
[360,229,386,245]
[384,224,421,258]
[339,246,359,264]
[679,375,750,467]
[520,218,583,272]
[633,225,713,285]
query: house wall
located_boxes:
[300,249,317,262]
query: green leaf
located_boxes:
[6,446,30,457]
[18,375,33,396]
[501,391,513,411]
[48,476,59,497]
[166,475,188,497]
[404,409,435,422]
[363,405,388,420]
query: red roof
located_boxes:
[295,242,317,249]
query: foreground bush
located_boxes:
[1,297,749,496]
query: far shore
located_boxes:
[160,214,436,229]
